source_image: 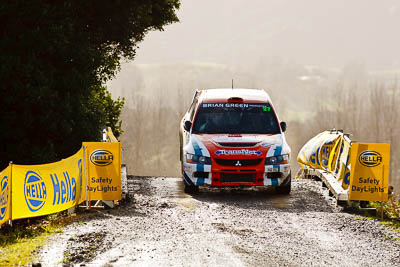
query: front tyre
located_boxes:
[184,183,199,194]
[276,174,291,194]
[182,170,198,194]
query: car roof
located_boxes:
[197,88,272,103]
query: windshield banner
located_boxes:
[11,148,85,220]
[202,103,271,110]
[194,102,279,134]
[0,166,11,226]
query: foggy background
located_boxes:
[108,0,400,190]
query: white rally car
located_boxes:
[179,88,291,193]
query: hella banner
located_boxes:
[297,131,342,171]
[105,127,118,143]
[348,143,390,201]
[0,166,11,226]
[84,142,121,200]
[331,138,352,190]
[11,148,85,220]
[297,130,351,189]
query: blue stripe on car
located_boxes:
[274,146,282,156]
[192,140,204,172]
[192,140,203,156]
[272,147,282,186]
[196,177,205,185]
[273,165,281,172]
[197,164,204,172]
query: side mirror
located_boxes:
[280,121,287,132]
[184,120,192,132]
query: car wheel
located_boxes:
[184,183,199,194]
[276,175,291,194]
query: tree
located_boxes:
[0,0,180,167]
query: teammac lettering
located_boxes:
[215,149,262,156]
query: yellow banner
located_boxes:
[105,127,118,142]
[319,136,341,171]
[328,137,342,173]
[11,148,85,220]
[0,166,11,226]
[84,142,121,200]
[297,130,352,190]
[297,131,343,170]
[298,131,341,169]
[348,143,390,201]
[338,140,351,189]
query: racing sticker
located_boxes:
[215,149,262,156]
[202,103,272,109]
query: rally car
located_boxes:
[179,88,291,194]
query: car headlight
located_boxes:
[265,154,289,165]
[186,153,212,165]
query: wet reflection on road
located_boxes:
[40,176,400,267]
[148,177,330,212]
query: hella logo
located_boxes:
[90,150,114,166]
[0,176,9,220]
[24,171,47,212]
[358,150,382,167]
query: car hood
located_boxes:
[209,134,282,146]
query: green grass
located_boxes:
[0,214,66,266]
[369,194,400,232]
[355,216,375,220]
[1,232,50,266]
[378,220,400,232]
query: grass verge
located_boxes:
[370,193,400,232]
[0,214,68,266]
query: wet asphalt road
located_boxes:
[40,177,400,266]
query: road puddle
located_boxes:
[148,177,296,211]
[150,177,197,210]
[267,194,291,209]
[150,177,188,199]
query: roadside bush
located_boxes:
[0,0,180,168]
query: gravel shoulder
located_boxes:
[40,177,400,266]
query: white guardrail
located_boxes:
[301,168,349,202]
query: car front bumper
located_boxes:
[182,161,291,187]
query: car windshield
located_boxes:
[192,102,280,134]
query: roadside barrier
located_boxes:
[297,130,390,202]
[0,139,121,227]
[84,142,121,201]
[0,167,11,226]
[297,130,351,190]
[104,127,118,143]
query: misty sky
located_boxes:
[133,0,400,70]
[110,1,400,182]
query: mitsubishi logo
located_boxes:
[235,160,242,166]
